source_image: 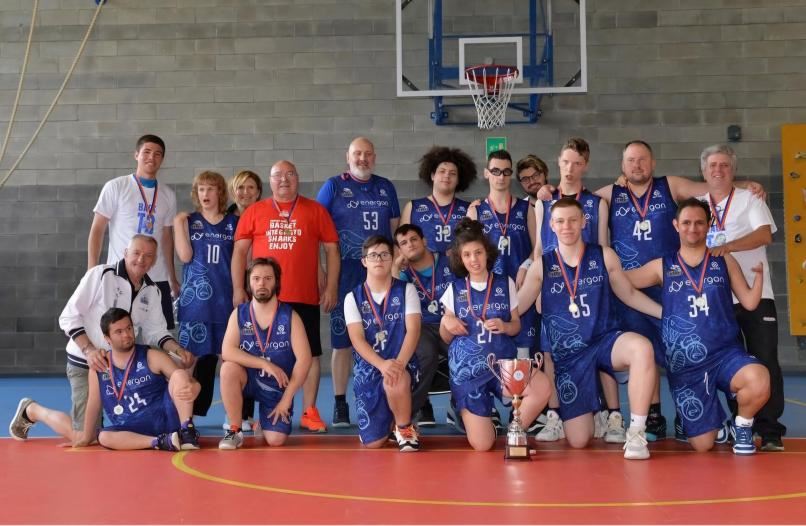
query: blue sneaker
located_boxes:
[732,424,756,455]
[715,419,735,445]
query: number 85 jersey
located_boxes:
[316,172,400,260]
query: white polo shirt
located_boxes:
[700,187,776,301]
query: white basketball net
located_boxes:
[465,66,519,130]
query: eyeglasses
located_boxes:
[364,251,392,262]
[487,167,513,177]
[519,173,545,184]
[270,171,298,180]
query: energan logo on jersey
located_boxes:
[615,207,631,217]
[551,282,566,294]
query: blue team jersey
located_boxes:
[660,253,742,373]
[399,254,454,325]
[540,244,616,362]
[237,302,296,392]
[540,190,601,254]
[409,197,470,255]
[609,177,679,274]
[316,173,400,260]
[98,345,169,428]
[448,273,517,370]
[177,212,238,323]
[476,198,532,279]
[351,279,416,385]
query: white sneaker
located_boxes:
[222,419,252,432]
[593,410,608,438]
[604,412,626,444]
[623,427,650,460]
[218,430,244,450]
[535,410,564,442]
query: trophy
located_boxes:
[487,353,543,460]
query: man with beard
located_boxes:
[625,198,769,455]
[317,137,401,427]
[10,308,200,451]
[218,258,312,449]
[516,154,549,206]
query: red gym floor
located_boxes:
[3,435,804,524]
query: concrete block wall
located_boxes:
[0,0,804,373]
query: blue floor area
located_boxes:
[2,374,805,439]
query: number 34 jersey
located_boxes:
[660,253,741,373]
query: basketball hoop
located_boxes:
[464,65,519,130]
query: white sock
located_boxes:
[630,414,647,430]
[735,415,754,428]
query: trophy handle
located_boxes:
[486,353,504,384]
[531,351,544,377]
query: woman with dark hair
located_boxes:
[439,218,550,452]
[400,146,477,255]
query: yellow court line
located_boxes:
[785,397,806,408]
[171,451,806,509]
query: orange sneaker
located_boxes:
[301,406,328,433]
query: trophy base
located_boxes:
[504,444,531,460]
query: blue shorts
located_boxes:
[103,392,180,437]
[669,346,758,438]
[553,330,622,421]
[452,373,503,418]
[354,364,419,445]
[331,258,366,349]
[244,368,293,435]
[178,321,227,357]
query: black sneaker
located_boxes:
[646,413,667,442]
[415,400,436,427]
[332,399,350,428]
[155,432,180,451]
[761,437,784,452]
[179,424,200,450]
[674,414,687,442]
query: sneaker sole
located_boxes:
[9,398,33,441]
[218,443,242,450]
[180,442,200,451]
[624,450,651,460]
[331,422,351,429]
[301,425,328,434]
[398,444,420,452]
[733,447,756,455]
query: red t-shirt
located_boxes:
[235,196,338,305]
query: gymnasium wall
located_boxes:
[0,0,804,373]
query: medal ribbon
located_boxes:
[465,273,494,321]
[428,195,456,227]
[271,196,299,230]
[677,252,710,296]
[249,303,279,357]
[555,245,586,307]
[107,350,137,403]
[409,263,436,302]
[626,179,653,221]
[363,281,391,331]
[708,188,734,231]
[132,174,158,223]
[486,195,512,237]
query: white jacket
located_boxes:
[59,259,176,368]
